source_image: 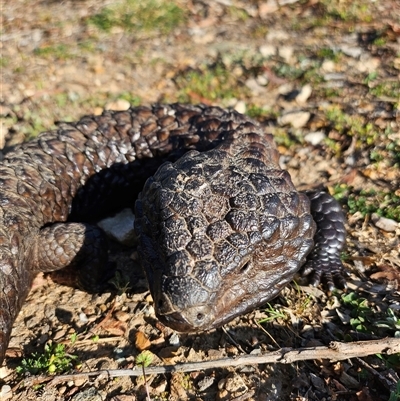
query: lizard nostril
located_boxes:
[196,313,205,322]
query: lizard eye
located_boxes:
[239,260,251,274]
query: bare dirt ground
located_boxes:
[1,1,400,400]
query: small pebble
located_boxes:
[169,332,180,346]
[256,75,268,86]
[197,376,214,391]
[339,45,362,58]
[295,84,312,103]
[278,46,294,63]
[104,99,130,111]
[259,44,276,57]
[114,310,130,322]
[98,208,136,245]
[79,312,89,323]
[0,385,12,401]
[234,100,246,114]
[278,111,310,128]
[71,387,103,401]
[304,131,326,146]
[245,78,265,95]
[371,213,398,232]
[324,73,345,81]
[321,59,335,72]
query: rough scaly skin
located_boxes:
[0,103,346,363]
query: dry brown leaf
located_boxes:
[102,319,127,336]
[370,264,400,284]
[135,331,151,351]
[356,387,375,401]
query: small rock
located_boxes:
[0,385,12,400]
[109,396,136,401]
[169,332,180,346]
[93,107,103,116]
[266,30,290,41]
[259,44,276,57]
[278,111,311,128]
[114,310,130,322]
[304,131,326,145]
[339,45,362,58]
[0,125,5,150]
[323,73,345,81]
[250,348,262,355]
[53,329,68,341]
[154,379,168,394]
[224,374,248,393]
[278,83,294,95]
[321,59,336,72]
[371,213,398,232]
[259,0,279,16]
[240,366,255,373]
[79,312,89,323]
[245,78,265,95]
[278,46,294,63]
[310,372,326,391]
[74,377,88,387]
[234,100,246,114]
[256,74,269,86]
[105,99,131,111]
[355,57,380,73]
[71,387,103,401]
[197,376,214,391]
[295,84,312,103]
[58,386,68,395]
[98,208,136,245]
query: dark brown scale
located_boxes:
[0,103,347,363]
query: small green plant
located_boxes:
[115,92,142,106]
[92,334,100,343]
[369,81,400,99]
[333,184,400,222]
[246,105,276,120]
[340,293,400,336]
[259,303,289,324]
[88,0,185,34]
[136,351,154,401]
[16,342,78,375]
[373,37,386,47]
[325,105,379,145]
[341,292,372,333]
[109,271,132,295]
[388,379,400,401]
[34,44,73,60]
[316,47,339,61]
[273,64,304,80]
[319,0,372,23]
[349,190,400,221]
[0,57,9,67]
[374,308,400,337]
[175,63,246,103]
[70,333,78,344]
[363,71,378,84]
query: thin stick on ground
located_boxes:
[18,337,400,388]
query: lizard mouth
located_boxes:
[157,305,217,332]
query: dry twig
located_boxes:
[20,337,399,387]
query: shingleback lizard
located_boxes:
[0,103,347,363]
